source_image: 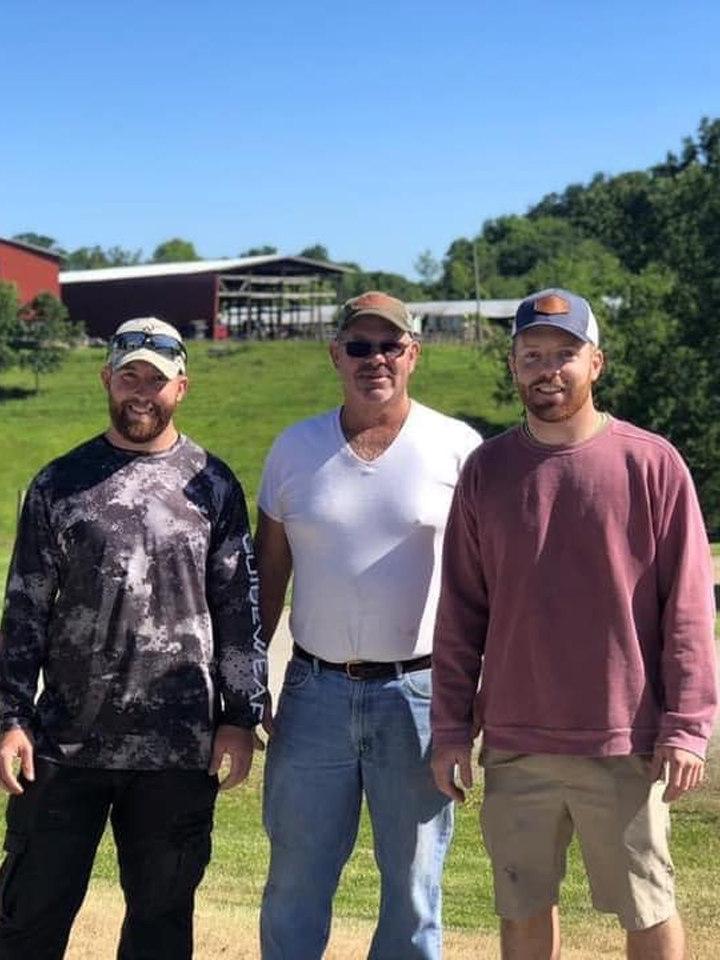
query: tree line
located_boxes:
[433,115,720,536]
[10,115,720,531]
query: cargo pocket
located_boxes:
[119,780,217,919]
[0,829,29,922]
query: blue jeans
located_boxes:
[260,656,453,960]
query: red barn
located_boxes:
[0,238,62,303]
[60,256,352,340]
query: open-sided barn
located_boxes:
[60,255,352,340]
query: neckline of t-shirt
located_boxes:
[516,415,614,454]
[335,400,416,466]
[99,432,186,459]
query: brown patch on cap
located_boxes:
[339,290,412,332]
[353,293,395,311]
[534,294,571,316]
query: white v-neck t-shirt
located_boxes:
[259,401,481,661]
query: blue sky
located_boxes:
[2,1,717,278]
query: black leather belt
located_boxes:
[292,643,431,681]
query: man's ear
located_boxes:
[176,376,189,401]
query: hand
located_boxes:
[649,745,705,802]
[0,728,35,795]
[431,744,473,803]
[208,725,258,791]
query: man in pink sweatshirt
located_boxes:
[431,288,718,960]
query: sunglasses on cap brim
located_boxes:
[111,332,187,360]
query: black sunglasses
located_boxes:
[342,340,411,359]
[111,332,187,360]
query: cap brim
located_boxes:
[110,348,185,380]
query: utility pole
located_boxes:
[472,240,482,341]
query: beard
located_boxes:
[518,374,594,423]
[108,396,174,444]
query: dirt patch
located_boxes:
[65,885,720,959]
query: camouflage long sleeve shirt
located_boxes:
[0,434,267,770]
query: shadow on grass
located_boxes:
[0,386,36,402]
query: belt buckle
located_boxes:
[345,660,364,680]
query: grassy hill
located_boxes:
[0,342,718,955]
[0,339,516,581]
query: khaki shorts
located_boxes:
[480,750,675,931]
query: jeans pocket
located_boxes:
[283,657,313,690]
[402,667,432,700]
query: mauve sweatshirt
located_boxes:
[431,419,718,758]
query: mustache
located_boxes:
[121,400,159,414]
[529,376,563,389]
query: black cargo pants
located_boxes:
[0,758,218,960]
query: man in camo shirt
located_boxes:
[0,317,266,960]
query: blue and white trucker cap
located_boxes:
[511,289,599,345]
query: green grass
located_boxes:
[0,340,514,550]
[0,341,718,937]
[76,755,720,934]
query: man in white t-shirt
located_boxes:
[256,292,481,960]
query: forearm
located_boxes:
[255,508,293,647]
[431,636,483,748]
[431,480,487,746]
[0,595,52,729]
[657,502,718,755]
[0,483,57,726]
[259,571,290,646]
[656,469,718,757]
[0,688,38,731]
[215,530,267,728]
[657,636,718,757]
[0,665,42,731]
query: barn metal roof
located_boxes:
[60,255,352,284]
[405,299,521,318]
[0,237,64,262]
[315,298,521,324]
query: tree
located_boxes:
[63,246,110,270]
[0,282,23,375]
[17,294,82,392]
[298,244,330,262]
[486,216,578,278]
[239,245,278,257]
[64,245,143,270]
[339,271,423,302]
[414,249,441,291]
[11,233,65,256]
[105,245,143,266]
[151,239,198,263]
[438,239,474,299]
